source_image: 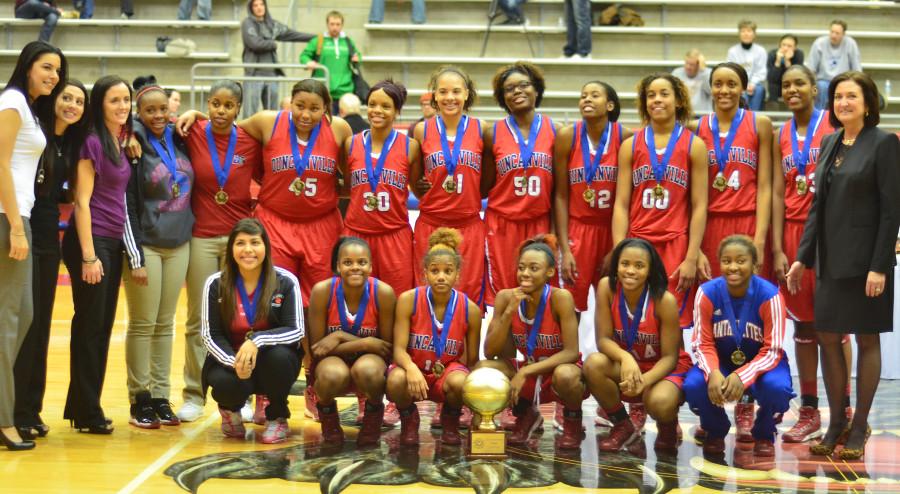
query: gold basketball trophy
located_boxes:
[463,367,510,459]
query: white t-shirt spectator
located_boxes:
[0,88,46,218]
[672,66,712,114]
[806,35,862,82]
[726,43,768,90]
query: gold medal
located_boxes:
[365,194,378,209]
[433,361,445,377]
[214,189,229,205]
[796,176,809,196]
[712,173,727,192]
[442,175,457,193]
[289,177,305,195]
[653,183,666,200]
[171,182,180,198]
[582,188,595,203]
[731,349,747,366]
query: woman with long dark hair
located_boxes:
[61,75,133,435]
[0,40,65,451]
[202,218,304,444]
[13,78,87,441]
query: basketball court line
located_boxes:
[116,412,220,494]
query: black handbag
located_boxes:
[346,39,371,102]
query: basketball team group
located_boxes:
[1,39,898,462]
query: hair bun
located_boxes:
[519,233,558,255]
[428,227,462,253]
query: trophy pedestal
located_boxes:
[467,429,507,459]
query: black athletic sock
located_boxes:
[800,394,819,409]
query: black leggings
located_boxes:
[204,345,301,420]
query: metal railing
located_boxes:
[189,62,329,110]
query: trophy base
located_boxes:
[467,430,507,459]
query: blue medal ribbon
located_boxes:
[618,284,649,351]
[288,114,322,180]
[719,279,756,358]
[790,109,823,178]
[363,129,398,195]
[236,273,264,329]
[644,124,683,185]
[427,287,458,359]
[710,109,744,177]
[336,277,371,336]
[205,123,238,191]
[521,284,551,359]
[147,126,184,194]
[507,114,542,172]
[580,121,611,189]
[435,115,468,177]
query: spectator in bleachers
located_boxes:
[368,0,425,24]
[177,0,211,21]
[498,0,526,25]
[73,0,133,19]
[407,92,435,135]
[766,34,804,104]
[806,20,862,110]
[726,20,767,111]
[562,0,591,59]
[301,11,361,115]
[672,49,712,115]
[338,93,369,135]
[241,0,314,116]
[166,89,181,122]
[14,0,61,42]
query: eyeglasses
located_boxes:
[503,81,533,94]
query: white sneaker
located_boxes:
[240,400,254,423]
[176,402,204,422]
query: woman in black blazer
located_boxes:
[787,71,900,460]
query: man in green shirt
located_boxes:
[300,10,360,114]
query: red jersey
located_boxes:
[567,121,622,224]
[345,131,410,234]
[510,285,562,362]
[258,111,339,221]
[628,126,695,242]
[184,121,262,238]
[778,111,833,221]
[419,115,484,223]
[325,276,380,338]
[488,114,555,220]
[697,110,760,214]
[406,287,469,372]
[610,286,666,363]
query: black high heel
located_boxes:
[15,426,35,441]
[71,418,114,435]
[0,428,36,451]
[33,423,50,437]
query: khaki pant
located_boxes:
[123,242,189,402]
[182,235,228,406]
[0,216,32,426]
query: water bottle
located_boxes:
[885,79,892,100]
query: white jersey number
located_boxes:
[514,175,541,197]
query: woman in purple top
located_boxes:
[61,75,133,434]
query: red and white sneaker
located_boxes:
[304,386,319,422]
[399,405,420,446]
[357,402,384,446]
[219,408,246,438]
[629,403,647,433]
[253,394,269,426]
[508,406,543,445]
[261,418,289,444]
[734,403,755,442]
[598,418,640,452]
[430,402,443,428]
[594,405,613,428]
[498,407,517,430]
[654,420,681,452]
[556,408,584,450]
[317,403,344,443]
[783,406,823,443]
[383,402,400,428]
[440,408,462,445]
[553,402,565,431]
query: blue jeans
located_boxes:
[177,0,212,21]
[744,86,766,111]
[16,0,59,42]
[244,81,279,118]
[499,0,525,20]
[368,0,425,24]
[683,359,794,442]
[815,79,831,110]
[563,0,591,57]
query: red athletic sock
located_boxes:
[800,379,817,398]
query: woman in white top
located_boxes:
[0,40,66,451]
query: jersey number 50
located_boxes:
[514,175,541,197]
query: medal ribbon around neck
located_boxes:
[147,126,184,194]
[205,124,238,192]
[426,286,458,359]
[289,114,322,181]
[719,278,756,360]
[790,109,823,178]
[363,129,398,196]
[710,109,744,178]
[645,124,683,186]
[436,115,468,178]
[521,284,551,359]
[507,114,542,173]
[580,121,612,190]
[236,273,264,330]
[618,284,649,351]
[336,277,371,336]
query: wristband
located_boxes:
[82,257,99,264]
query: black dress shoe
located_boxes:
[15,426,35,441]
[1,429,36,451]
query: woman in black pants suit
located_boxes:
[787,70,900,460]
